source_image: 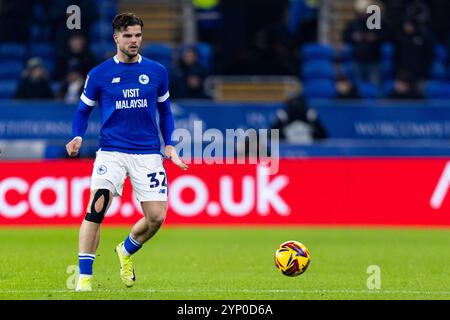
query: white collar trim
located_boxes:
[113,54,142,64]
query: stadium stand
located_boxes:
[142,43,174,73]
[303,79,336,100]
[301,43,335,61]
[0,80,20,99]
[1,0,450,159]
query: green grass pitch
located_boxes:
[0,226,449,300]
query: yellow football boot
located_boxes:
[115,242,136,287]
[75,276,92,292]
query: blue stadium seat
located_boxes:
[142,43,173,60]
[178,42,212,71]
[381,60,394,80]
[0,42,26,61]
[30,24,41,41]
[28,43,54,59]
[381,42,395,60]
[90,21,111,42]
[0,80,19,99]
[424,81,450,99]
[434,44,447,63]
[301,43,335,61]
[0,62,24,80]
[96,0,118,21]
[355,81,379,99]
[50,81,61,96]
[337,44,353,62]
[95,0,113,5]
[194,42,212,71]
[302,60,335,80]
[303,79,336,99]
[42,58,55,75]
[90,41,116,60]
[430,61,446,80]
[29,23,51,42]
[142,43,173,71]
[381,80,395,97]
[340,61,355,81]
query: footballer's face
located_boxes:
[114,25,142,58]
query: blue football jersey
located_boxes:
[79,54,173,154]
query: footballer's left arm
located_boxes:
[157,66,188,170]
[157,97,188,170]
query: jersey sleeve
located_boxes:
[80,72,100,107]
[156,65,174,146]
[157,65,170,103]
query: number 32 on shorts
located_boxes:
[147,171,167,189]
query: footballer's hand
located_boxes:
[66,137,82,157]
[165,145,188,170]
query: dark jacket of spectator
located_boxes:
[54,33,97,81]
[343,15,383,63]
[15,57,53,99]
[335,75,361,99]
[171,46,209,99]
[46,0,98,56]
[271,95,327,144]
[394,19,435,81]
[56,67,85,104]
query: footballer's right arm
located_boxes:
[66,73,98,157]
[66,102,94,157]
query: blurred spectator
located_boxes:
[46,0,98,56]
[271,92,327,144]
[407,0,429,26]
[388,71,423,99]
[15,57,53,99]
[171,46,209,99]
[0,0,34,43]
[393,19,434,83]
[56,67,85,104]
[343,0,383,86]
[382,0,430,39]
[380,0,408,40]
[335,75,361,100]
[54,32,97,81]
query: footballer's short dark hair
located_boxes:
[112,12,144,33]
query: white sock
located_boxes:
[121,243,132,257]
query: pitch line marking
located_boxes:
[1,289,450,295]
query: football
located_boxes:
[274,240,311,277]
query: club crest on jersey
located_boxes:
[97,165,107,175]
[139,74,149,85]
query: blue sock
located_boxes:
[78,253,95,276]
[123,234,142,256]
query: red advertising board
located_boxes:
[0,159,449,226]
